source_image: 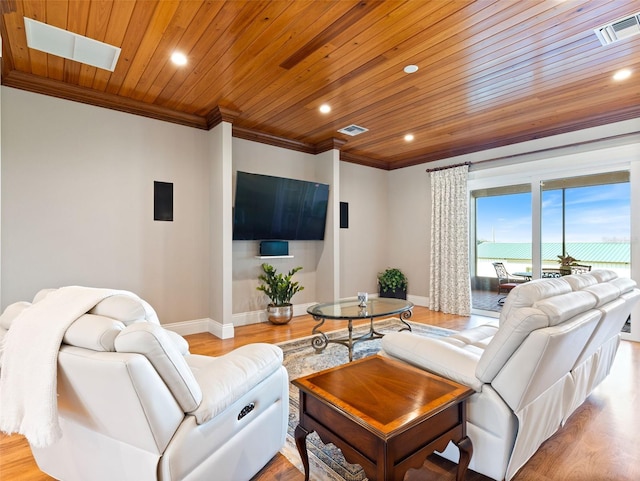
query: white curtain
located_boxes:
[428,165,471,315]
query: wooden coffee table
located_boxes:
[293,355,474,481]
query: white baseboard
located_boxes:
[232,302,317,327]
[163,318,211,336]
[162,317,234,339]
[209,319,235,339]
[407,294,428,307]
[162,302,317,339]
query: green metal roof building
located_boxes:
[477,242,630,267]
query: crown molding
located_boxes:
[2,70,208,129]
[205,106,241,129]
[314,137,348,153]
[340,151,391,170]
[232,125,317,154]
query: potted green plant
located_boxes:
[377,267,408,300]
[557,253,578,276]
[257,263,304,324]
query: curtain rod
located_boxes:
[425,161,471,173]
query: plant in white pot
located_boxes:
[257,263,304,324]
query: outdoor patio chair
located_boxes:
[570,264,592,275]
[542,268,562,278]
[492,262,520,305]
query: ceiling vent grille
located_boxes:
[594,12,640,46]
[24,17,121,71]
[337,124,369,136]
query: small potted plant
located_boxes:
[257,263,304,324]
[377,267,408,300]
[557,253,578,276]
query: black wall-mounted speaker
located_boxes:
[154,181,173,221]
[260,240,289,256]
[340,202,349,229]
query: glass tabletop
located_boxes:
[307,297,414,320]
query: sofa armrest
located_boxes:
[186,343,284,424]
[381,332,483,391]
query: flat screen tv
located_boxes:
[233,171,330,241]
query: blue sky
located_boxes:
[476,183,630,243]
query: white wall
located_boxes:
[339,162,390,297]
[1,87,211,324]
[387,164,431,305]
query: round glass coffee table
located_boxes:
[307,297,413,362]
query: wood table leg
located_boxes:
[294,424,311,481]
[456,436,473,481]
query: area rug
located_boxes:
[278,318,456,481]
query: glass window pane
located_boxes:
[472,185,532,312]
[541,172,630,278]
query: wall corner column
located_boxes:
[207,121,234,338]
[315,149,340,301]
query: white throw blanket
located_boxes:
[0,286,118,447]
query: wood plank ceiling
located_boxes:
[1,0,639,170]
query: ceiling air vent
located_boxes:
[24,17,121,71]
[594,11,640,46]
[337,124,369,136]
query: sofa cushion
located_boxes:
[90,295,148,324]
[562,273,597,291]
[582,283,620,307]
[589,269,618,283]
[610,277,636,295]
[63,314,125,351]
[499,278,571,324]
[33,289,56,303]
[187,343,284,424]
[532,291,597,326]
[115,323,202,412]
[0,301,31,330]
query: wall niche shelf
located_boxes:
[255,255,294,259]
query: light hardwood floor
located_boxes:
[1,307,637,480]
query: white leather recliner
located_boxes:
[0,288,289,481]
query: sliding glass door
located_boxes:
[471,171,630,314]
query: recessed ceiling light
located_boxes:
[319,104,331,114]
[404,134,414,142]
[613,68,632,81]
[171,52,187,66]
[404,65,419,74]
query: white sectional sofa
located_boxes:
[0,287,288,481]
[380,270,639,481]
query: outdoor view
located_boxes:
[473,171,631,311]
